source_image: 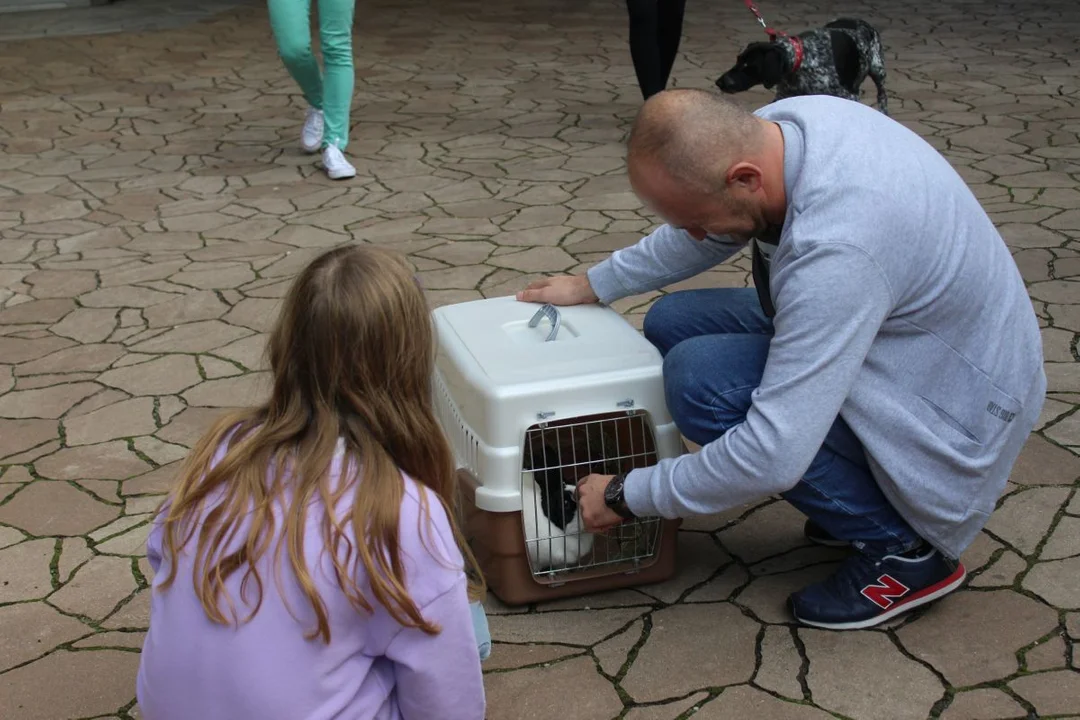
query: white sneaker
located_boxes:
[322,144,356,180]
[301,108,324,153]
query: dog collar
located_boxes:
[789,35,805,73]
[765,29,804,74]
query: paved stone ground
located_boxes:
[0,0,261,42]
[1,0,1079,718]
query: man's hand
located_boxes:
[516,275,599,306]
[574,474,624,533]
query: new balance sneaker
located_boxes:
[804,519,850,548]
[322,144,356,180]
[301,108,324,153]
[789,545,966,630]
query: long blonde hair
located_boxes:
[157,244,484,643]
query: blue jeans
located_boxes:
[643,288,922,555]
[470,601,491,662]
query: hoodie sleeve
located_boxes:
[384,577,486,720]
[586,225,745,304]
[623,241,895,519]
[378,482,486,720]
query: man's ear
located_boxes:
[726,162,764,194]
[759,47,786,89]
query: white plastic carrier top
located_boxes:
[435,295,663,385]
[432,295,680,512]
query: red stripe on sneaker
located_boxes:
[887,564,967,611]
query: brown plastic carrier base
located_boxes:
[456,469,681,606]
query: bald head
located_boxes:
[627,89,765,196]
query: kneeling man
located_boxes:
[519,89,1045,630]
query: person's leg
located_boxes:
[268,0,326,153]
[657,329,919,550]
[649,289,965,629]
[316,0,356,152]
[642,288,772,357]
[647,289,917,546]
[656,0,687,91]
[625,0,666,100]
[268,0,323,112]
[469,601,491,662]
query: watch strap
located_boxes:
[606,473,635,519]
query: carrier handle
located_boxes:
[527,303,561,342]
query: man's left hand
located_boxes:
[575,474,624,533]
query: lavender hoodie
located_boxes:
[136,439,486,720]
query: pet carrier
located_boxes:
[432,296,684,605]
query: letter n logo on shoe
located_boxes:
[860,574,909,609]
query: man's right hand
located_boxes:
[515,275,599,306]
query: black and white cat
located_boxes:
[521,443,594,570]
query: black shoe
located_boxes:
[789,546,967,630]
[804,519,850,548]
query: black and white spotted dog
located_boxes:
[716,18,889,115]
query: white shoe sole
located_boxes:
[326,166,356,180]
[792,565,967,630]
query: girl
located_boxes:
[269,0,358,180]
[137,245,488,719]
[626,0,688,100]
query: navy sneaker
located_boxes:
[789,545,966,630]
[804,519,850,548]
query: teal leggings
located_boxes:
[267,0,355,150]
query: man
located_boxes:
[517,89,1045,630]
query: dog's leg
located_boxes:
[867,32,889,115]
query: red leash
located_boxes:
[743,0,804,72]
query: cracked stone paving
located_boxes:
[1,0,1079,718]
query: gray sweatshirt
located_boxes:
[588,95,1045,558]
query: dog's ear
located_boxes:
[756,45,786,89]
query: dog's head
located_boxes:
[716,41,786,93]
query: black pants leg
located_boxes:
[626,0,688,100]
[657,0,687,89]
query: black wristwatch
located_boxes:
[604,473,635,520]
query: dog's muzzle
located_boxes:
[716,73,743,94]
